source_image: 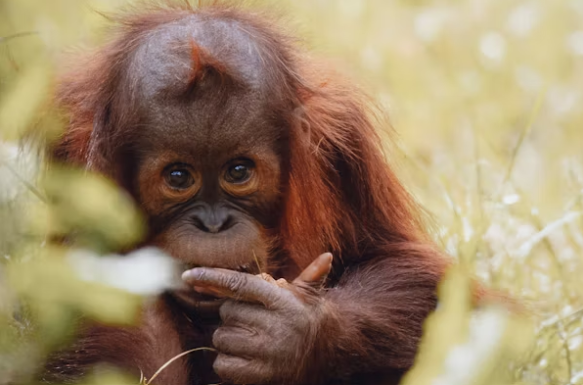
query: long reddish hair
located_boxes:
[52,1,429,270]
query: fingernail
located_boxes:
[181,270,192,281]
[182,269,201,281]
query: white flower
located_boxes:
[67,247,182,295]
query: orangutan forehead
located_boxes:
[135,100,286,165]
[129,15,269,99]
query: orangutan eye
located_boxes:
[164,166,194,189]
[225,161,254,184]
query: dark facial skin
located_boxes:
[129,17,287,272]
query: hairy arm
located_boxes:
[183,244,446,385]
[313,243,446,384]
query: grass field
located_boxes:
[1,1,582,384]
[277,2,583,383]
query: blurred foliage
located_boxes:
[402,266,532,385]
[0,1,143,383]
[1,0,582,384]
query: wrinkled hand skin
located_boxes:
[183,268,333,385]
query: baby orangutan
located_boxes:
[45,2,448,385]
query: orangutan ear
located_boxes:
[51,89,112,176]
[50,44,113,172]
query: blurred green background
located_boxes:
[1,0,582,384]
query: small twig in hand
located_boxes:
[252,250,264,275]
